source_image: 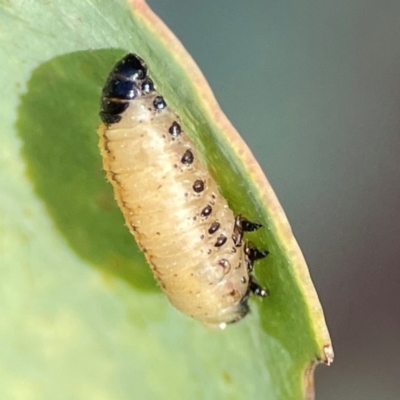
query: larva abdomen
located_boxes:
[98,54,267,327]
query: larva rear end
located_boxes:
[98,54,267,328]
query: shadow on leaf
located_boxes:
[17,49,156,292]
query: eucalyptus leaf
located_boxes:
[0,1,333,399]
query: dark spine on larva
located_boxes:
[98,54,265,327]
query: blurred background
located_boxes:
[148,1,400,399]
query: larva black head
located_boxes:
[112,53,147,81]
[100,53,149,124]
[102,54,146,99]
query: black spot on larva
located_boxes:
[201,205,212,217]
[168,121,181,137]
[245,244,269,262]
[219,259,231,272]
[245,259,252,272]
[181,149,194,165]
[241,277,247,283]
[193,180,204,193]
[141,77,154,93]
[241,220,262,232]
[100,99,129,118]
[103,78,139,100]
[250,281,267,297]
[112,53,147,80]
[215,234,227,247]
[99,112,122,124]
[232,234,238,244]
[153,95,167,109]
[208,222,220,235]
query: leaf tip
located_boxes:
[322,343,334,365]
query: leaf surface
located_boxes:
[0,1,333,399]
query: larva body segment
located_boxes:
[98,54,267,327]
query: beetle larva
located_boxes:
[98,53,267,328]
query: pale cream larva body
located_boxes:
[98,54,267,327]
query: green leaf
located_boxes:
[0,1,333,399]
